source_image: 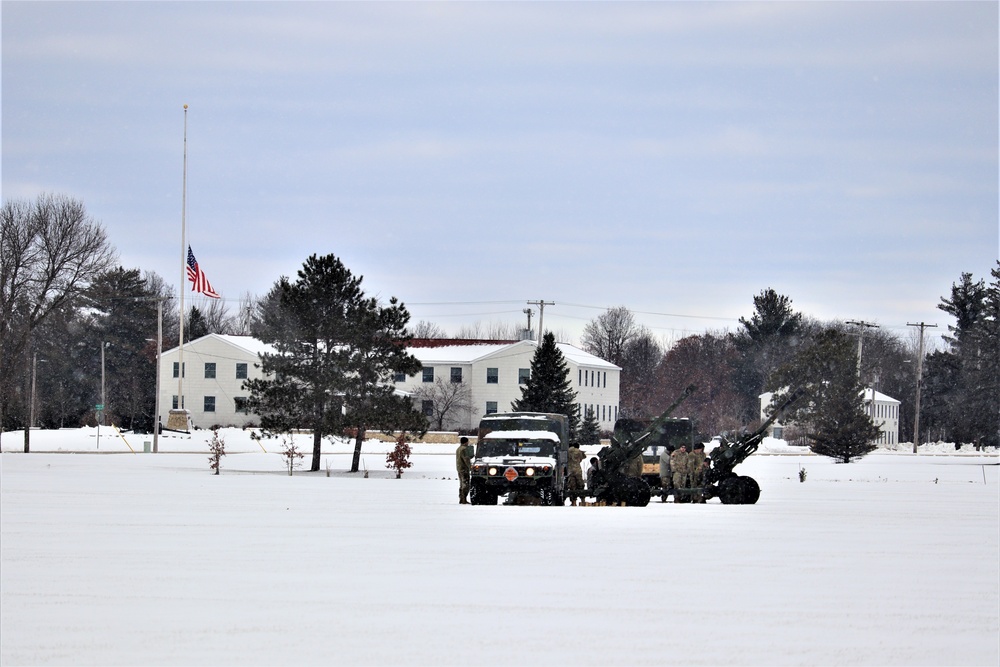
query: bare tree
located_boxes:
[199,296,231,334]
[411,378,473,431]
[580,306,639,366]
[1,194,117,445]
[619,328,663,417]
[411,320,448,339]
[454,320,522,340]
[232,291,258,336]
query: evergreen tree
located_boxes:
[246,254,424,472]
[577,406,601,445]
[185,306,210,342]
[925,267,997,447]
[771,328,880,463]
[83,267,160,431]
[732,288,804,422]
[511,332,580,436]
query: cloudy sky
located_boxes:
[3,1,997,345]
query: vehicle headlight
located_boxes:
[488,467,498,476]
[526,467,535,476]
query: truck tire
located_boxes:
[470,482,497,505]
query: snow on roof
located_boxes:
[408,343,513,364]
[483,430,560,441]
[164,336,619,368]
[408,339,619,368]
[163,334,276,357]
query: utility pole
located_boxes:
[527,300,554,344]
[522,308,534,341]
[154,298,163,453]
[907,322,937,454]
[846,320,879,418]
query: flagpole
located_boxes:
[179,103,186,412]
[167,103,190,431]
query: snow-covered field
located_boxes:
[2,428,998,666]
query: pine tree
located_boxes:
[771,328,880,463]
[733,288,804,422]
[578,407,601,445]
[511,332,580,436]
[246,253,425,472]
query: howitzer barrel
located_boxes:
[600,384,697,475]
[708,387,804,480]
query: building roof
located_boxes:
[163,334,276,357]
[164,335,619,369]
[407,339,619,369]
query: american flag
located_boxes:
[186,246,220,299]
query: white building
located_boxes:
[159,335,621,432]
[399,339,621,431]
[158,334,274,429]
[759,388,900,446]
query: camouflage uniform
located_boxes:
[658,446,674,501]
[688,444,707,503]
[670,445,690,500]
[456,438,474,504]
[626,452,644,478]
[566,444,586,505]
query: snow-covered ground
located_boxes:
[2,428,998,666]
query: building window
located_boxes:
[487,367,498,384]
[234,397,248,413]
[204,362,216,379]
[172,362,185,378]
[204,396,216,412]
[578,369,582,385]
[518,368,530,385]
[422,367,434,383]
[451,367,463,383]
[171,395,185,410]
[486,401,498,415]
[236,363,248,379]
[393,371,406,383]
[421,400,434,417]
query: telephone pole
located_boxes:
[846,320,879,418]
[907,322,937,454]
[527,300,554,344]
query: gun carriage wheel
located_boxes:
[718,475,760,505]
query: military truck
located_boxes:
[469,412,569,506]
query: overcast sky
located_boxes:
[3,1,997,345]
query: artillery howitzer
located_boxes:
[702,388,804,504]
[591,384,697,506]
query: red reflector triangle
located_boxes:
[504,467,519,482]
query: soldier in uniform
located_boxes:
[670,443,690,502]
[586,457,601,495]
[455,436,474,504]
[688,442,707,503]
[658,445,674,502]
[626,450,644,479]
[566,442,586,506]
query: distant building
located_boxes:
[759,388,901,446]
[400,338,621,431]
[159,334,274,429]
[159,335,620,431]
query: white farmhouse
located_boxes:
[158,334,274,429]
[159,335,620,432]
[759,388,901,446]
[400,339,621,431]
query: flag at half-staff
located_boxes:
[186,245,220,298]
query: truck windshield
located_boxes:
[478,439,556,458]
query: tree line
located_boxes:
[580,272,999,450]
[3,194,997,454]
